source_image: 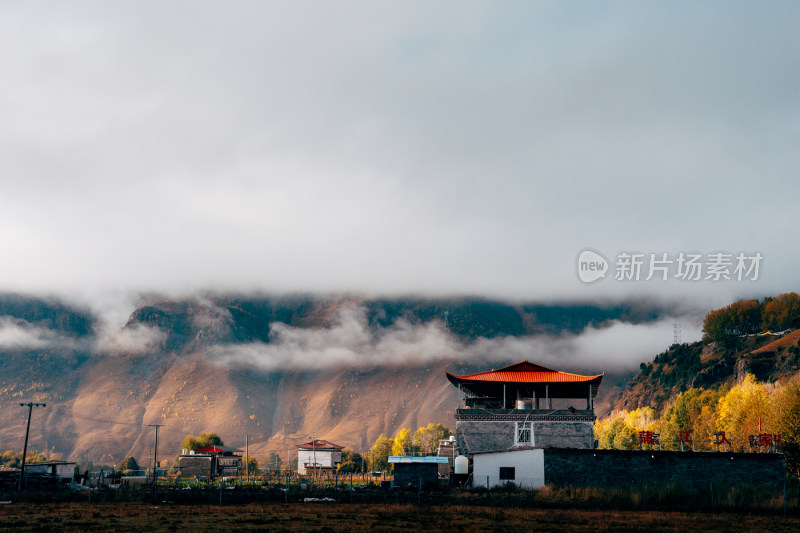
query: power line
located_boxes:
[47,404,166,427]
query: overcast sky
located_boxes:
[0,1,797,306]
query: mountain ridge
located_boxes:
[0,292,679,465]
[612,331,800,414]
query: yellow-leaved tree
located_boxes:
[776,378,800,476]
[715,374,776,451]
[391,428,413,456]
[369,434,393,472]
[595,407,657,450]
[413,423,452,455]
[657,388,724,450]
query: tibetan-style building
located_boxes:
[297,439,344,475]
[178,445,243,479]
[446,360,603,452]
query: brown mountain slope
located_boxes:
[0,293,657,465]
[612,331,800,414]
[751,329,800,354]
[2,349,626,466]
[2,352,461,464]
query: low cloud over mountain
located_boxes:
[0,292,704,463]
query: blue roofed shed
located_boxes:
[388,456,448,488]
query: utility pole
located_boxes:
[361,436,366,476]
[307,436,317,482]
[245,433,249,483]
[18,402,46,491]
[146,424,163,503]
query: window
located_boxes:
[499,467,515,481]
[515,422,532,445]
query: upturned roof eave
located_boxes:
[446,370,604,386]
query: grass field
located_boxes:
[1,502,799,532]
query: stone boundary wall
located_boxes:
[543,448,785,489]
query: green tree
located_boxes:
[262,451,282,473]
[369,434,393,471]
[116,456,140,474]
[413,423,452,455]
[245,455,259,475]
[180,435,199,453]
[391,428,413,456]
[337,449,364,472]
[658,388,722,450]
[179,432,223,454]
[612,423,638,450]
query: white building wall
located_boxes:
[24,462,76,482]
[54,463,75,481]
[472,448,545,489]
[297,450,342,474]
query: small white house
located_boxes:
[24,461,76,482]
[472,447,544,489]
[297,439,344,475]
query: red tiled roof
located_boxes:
[195,445,243,453]
[447,360,603,384]
[297,439,344,451]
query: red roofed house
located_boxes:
[447,360,603,452]
[297,439,344,475]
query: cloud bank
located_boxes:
[95,323,166,354]
[0,317,80,350]
[210,305,703,373]
[0,3,797,303]
[0,305,165,355]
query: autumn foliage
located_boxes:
[369,423,452,472]
[702,292,799,341]
[595,374,800,476]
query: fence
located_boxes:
[2,473,799,514]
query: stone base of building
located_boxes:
[455,409,596,453]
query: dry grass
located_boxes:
[1,502,799,532]
[751,329,800,354]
